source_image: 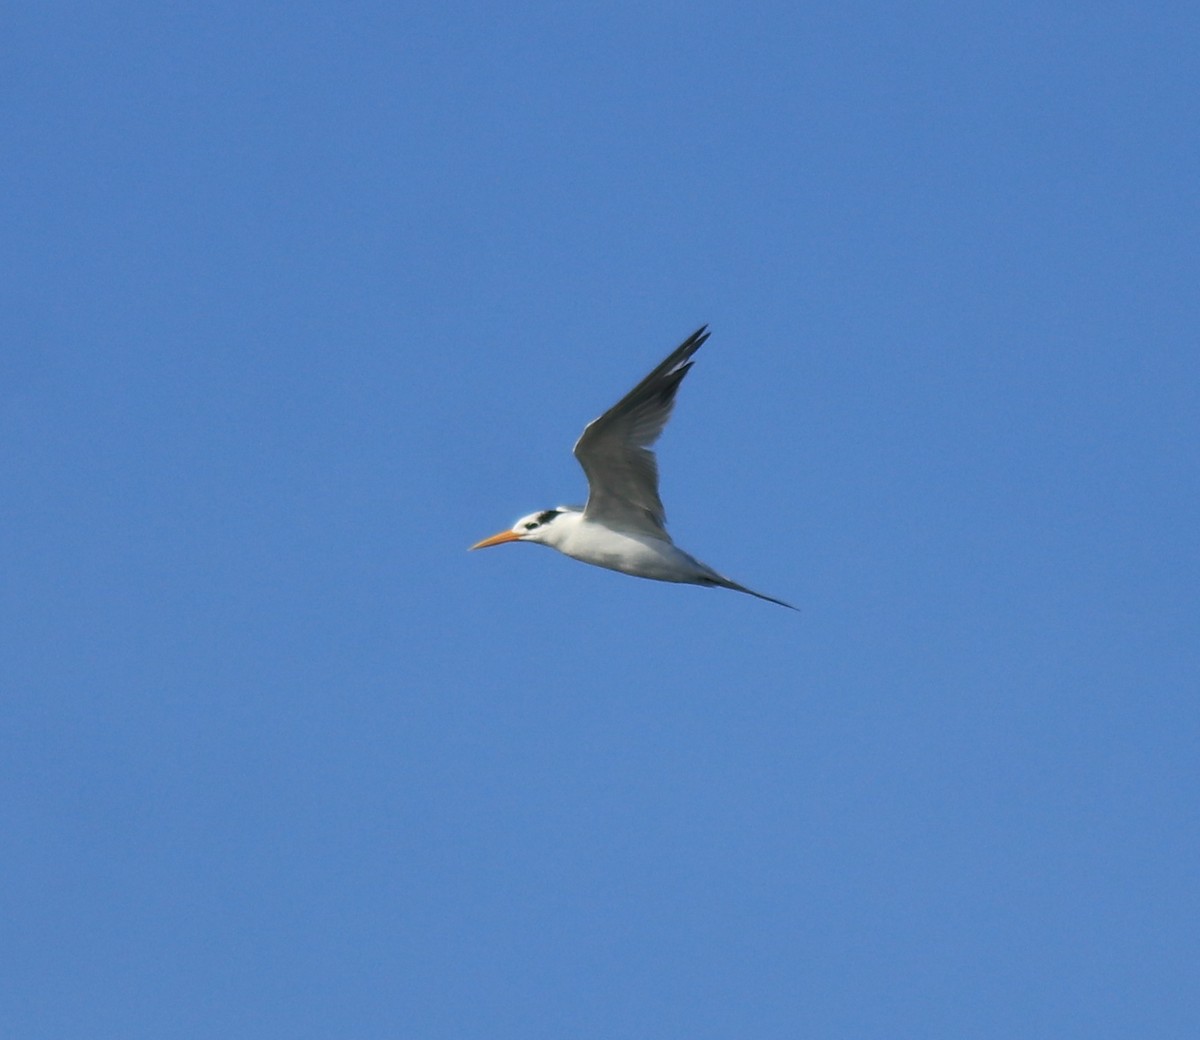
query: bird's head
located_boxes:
[470,508,566,550]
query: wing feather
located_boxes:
[572,326,710,537]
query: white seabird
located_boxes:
[471,326,795,609]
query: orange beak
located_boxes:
[469,529,522,550]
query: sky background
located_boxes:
[3,3,1198,1037]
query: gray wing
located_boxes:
[572,325,710,537]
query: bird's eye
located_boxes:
[524,522,538,530]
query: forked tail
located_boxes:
[705,574,798,611]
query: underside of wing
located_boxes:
[573,326,710,537]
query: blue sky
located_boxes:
[3,3,1198,1037]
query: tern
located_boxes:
[471,326,796,609]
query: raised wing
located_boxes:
[572,325,710,537]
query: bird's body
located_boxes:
[471,326,795,609]
[529,507,710,582]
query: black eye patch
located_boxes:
[535,509,561,525]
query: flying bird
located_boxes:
[470,326,795,609]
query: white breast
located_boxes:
[552,513,706,584]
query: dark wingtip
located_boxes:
[667,325,710,370]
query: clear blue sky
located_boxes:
[4,3,1197,1037]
